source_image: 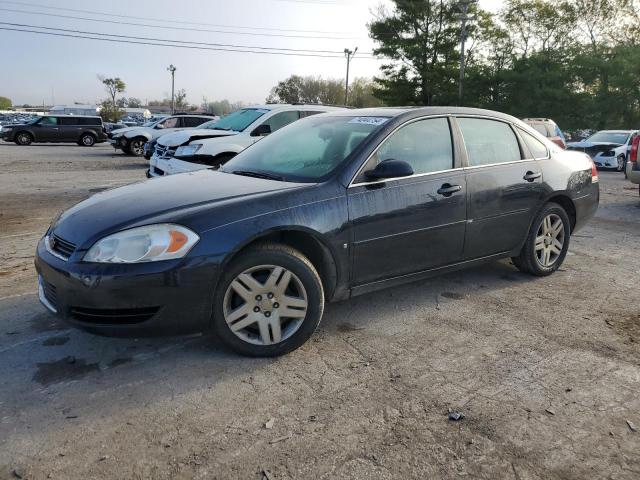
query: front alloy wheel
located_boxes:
[617,155,625,172]
[213,243,324,357]
[16,133,33,145]
[129,138,146,156]
[223,265,308,346]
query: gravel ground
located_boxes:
[0,143,639,480]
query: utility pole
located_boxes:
[457,0,477,105]
[343,47,358,106]
[167,64,177,114]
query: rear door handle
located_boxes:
[437,183,462,197]
[523,171,542,182]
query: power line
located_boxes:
[0,6,364,40]
[0,21,357,55]
[0,0,354,35]
[0,26,379,58]
[0,0,325,33]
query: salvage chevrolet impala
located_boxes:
[35,107,599,356]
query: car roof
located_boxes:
[595,130,636,134]
[324,106,525,123]
[248,104,347,112]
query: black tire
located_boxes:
[121,145,131,155]
[79,133,96,147]
[616,155,625,172]
[15,132,33,146]
[212,243,324,357]
[512,202,571,277]
[127,137,147,156]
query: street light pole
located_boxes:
[344,47,358,106]
[457,0,477,105]
[167,64,177,114]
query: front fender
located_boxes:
[125,131,152,141]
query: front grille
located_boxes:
[50,234,76,259]
[41,279,57,308]
[70,306,160,325]
[155,145,176,159]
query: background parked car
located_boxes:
[522,118,567,149]
[1,115,107,146]
[148,104,345,177]
[567,129,638,172]
[109,113,217,156]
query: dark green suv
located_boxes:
[1,115,108,146]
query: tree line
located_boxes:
[369,0,640,130]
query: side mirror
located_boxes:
[251,124,272,137]
[364,159,414,181]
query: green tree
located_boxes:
[99,76,126,106]
[201,98,245,115]
[0,96,11,109]
[368,0,462,106]
[266,75,344,104]
[98,100,124,122]
[348,78,386,107]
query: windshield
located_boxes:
[210,108,269,132]
[142,119,159,127]
[196,119,220,129]
[220,115,388,182]
[26,117,41,125]
[587,131,630,144]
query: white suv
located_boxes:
[109,114,217,156]
[148,104,345,177]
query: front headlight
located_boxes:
[84,224,199,263]
[176,144,203,157]
[601,150,615,157]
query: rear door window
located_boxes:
[58,117,76,126]
[183,117,207,127]
[458,118,522,167]
[530,124,548,137]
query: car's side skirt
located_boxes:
[349,251,514,298]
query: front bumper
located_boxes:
[108,137,127,150]
[34,237,220,337]
[593,155,618,168]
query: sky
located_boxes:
[0,0,503,107]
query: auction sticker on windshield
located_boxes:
[348,117,389,126]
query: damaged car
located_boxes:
[147,104,345,177]
[109,113,217,157]
[567,130,638,172]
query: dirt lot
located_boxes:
[0,142,639,479]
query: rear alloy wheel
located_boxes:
[80,133,96,147]
[15,132,33,146]
[512,203,570,276]
[213,243,324,357]
[128,138,146,156]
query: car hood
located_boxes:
[157,129,238,147]
[51,170,306,247]
[110,126,148,137]
[567,141,622,149]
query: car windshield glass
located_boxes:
[209,108,269,132]
[587,132,630,144]
[27,117,41,125]
[142,119,161,127]
[196,119,219,129]
[220,115,388,183]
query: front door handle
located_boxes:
[437,183,462,197]
[523,171,542,182]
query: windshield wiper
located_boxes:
[211,126,232,131]
[231,170,284,181]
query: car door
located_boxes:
[58,117,79,141]
[456,117,545,260]
[347,117,467,286]
[35,116,59,141]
